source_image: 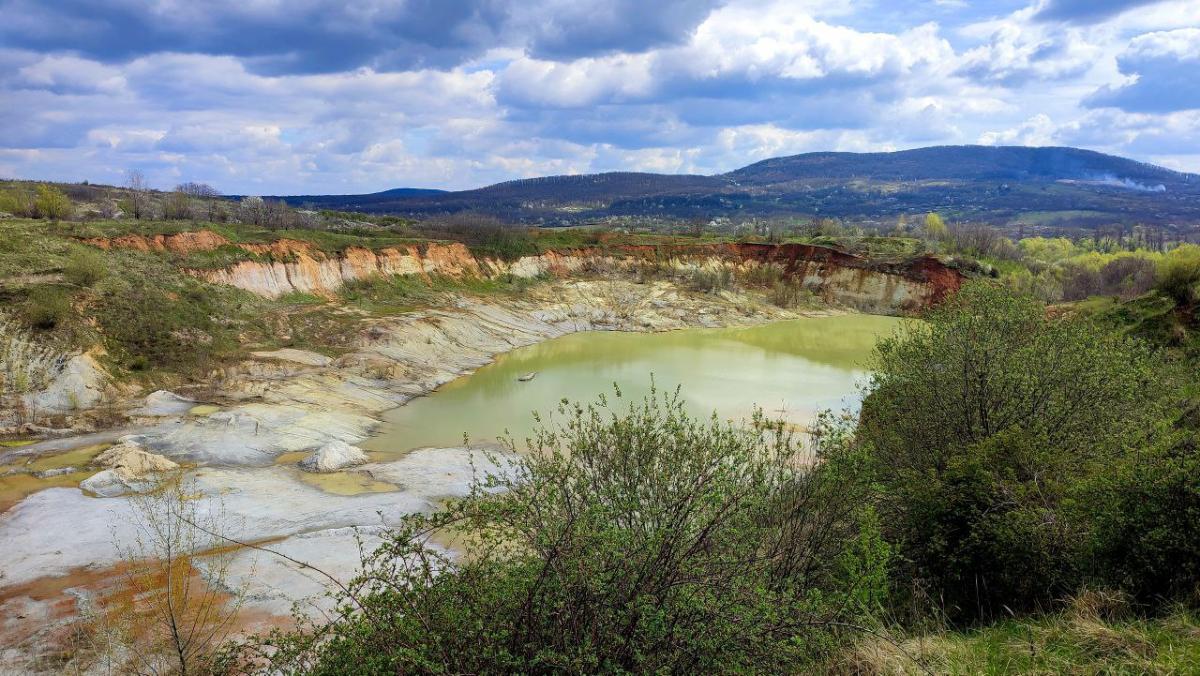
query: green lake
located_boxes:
[364,314,902,455]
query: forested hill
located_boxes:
[274,145,1200,228]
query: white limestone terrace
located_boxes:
[0,279,797,616]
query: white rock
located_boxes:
[132,390,195,416]
[93,442,179,477]
[79,469,148,497]
[251,349,333,367]
[22,354,107,414]
[299,440,368,473]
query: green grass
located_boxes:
[339,273,542,315]
[888,606,1200,675]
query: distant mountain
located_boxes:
[271,187,446,211]
[272,146,1200,227]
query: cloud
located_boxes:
[496,7,953,110]
[2,0,1199,190]
[957,21,1101,84]
[1086,28,1200,112]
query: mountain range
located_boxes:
[273,146,1200,228]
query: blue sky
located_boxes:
[1,0,1198,194]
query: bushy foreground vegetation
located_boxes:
[234,390,882,673]
[194,281,1198,674]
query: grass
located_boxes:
[339,273,542,315]
[1066,291,1199,362]
[840,593,1200,675]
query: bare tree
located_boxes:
[96,475,251,675]
[126,170,150,220]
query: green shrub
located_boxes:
[1092,437,1200,606]
[686,265,732,293]
[255,390,874,673]
[769,278,812,308]
[855,282,1173,623]
[62,245,107,287]
[739,261,786,287]
[0,187,35,217]
[97,280,221,373]
[21,286,72,330]
[1157,244,1200,304]
[33,184,72,220]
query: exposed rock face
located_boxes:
[132,390,195,416]
[82,230,229,254]
[85,232,963,313]
[22,353,107,415]
[298,440,369,472]
[80,439,180,497]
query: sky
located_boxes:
[1,0,1198,194]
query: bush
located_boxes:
[855,282,1173,622]
[686,265,732,293]
[769,278,812,308]
[63,245,107,287]
[255,390,875,673]
[0,186,35,217]
[97,280,220,373]
[1157,244,1200,305]
[33,184,72,220]
[739,262,786,287]
[21,286,73,330]
[1092,437,1200,606]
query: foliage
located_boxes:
[922,212,947,240]
[21,285,73,331]
[254,389,875,674]
[769,277,813,308]
[0,186,36,217]
[1156,243,1200,304]
[87,476,249,675]
[63,244,108,287]
[33,184,72,220]
[1091,433,1200,606]
[854,282,1173,622]
[685,265,732,293]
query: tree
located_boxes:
[922,212,947,240]
[855,282,1172,622]
[163,189,193,220]
[33,183,71,220]
[100,475,248,675]
[126,169,150,220]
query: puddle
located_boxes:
[0,444,110,514]
[274,450,398,496]
[189,404,221,416]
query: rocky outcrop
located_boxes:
[199,242,479,298]
[80,439,179,497]
[21,353,107,415]
[85,231,962,313]
[298,440,369,472]
[82,230,229,254]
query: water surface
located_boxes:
[365,314,900,456]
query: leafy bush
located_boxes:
[854,282,1173,622]
[21,286,73,330]
[33,184,72,220]
[255,390,875,673]
[63,245,108,287]
[1157,244,1200,305]
[1092,436,1200,606]
[739,261,786,287]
